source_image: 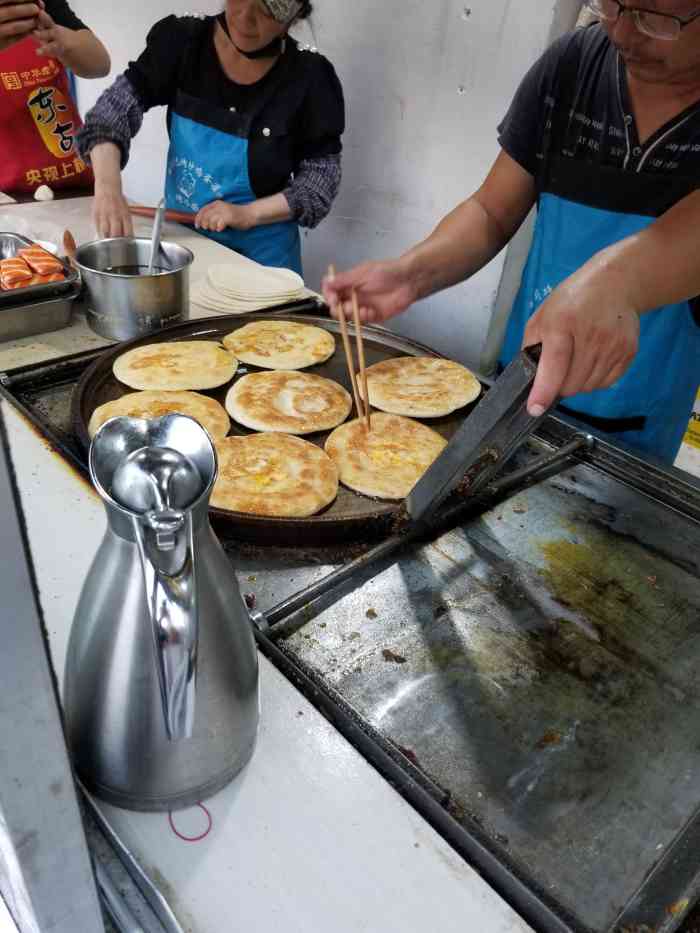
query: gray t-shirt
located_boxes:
[498,23,700,216]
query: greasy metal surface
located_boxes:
[253,437,595,634]
[538,415,700,525]
[281,461,700,933]
[70,313,480,546]
[0,349,104,468]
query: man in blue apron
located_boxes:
[79,0,344,276]
[325,0,700,464]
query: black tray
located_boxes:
[70,313,481,547]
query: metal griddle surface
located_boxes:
[71,314,479,546]
[281,460,700,932]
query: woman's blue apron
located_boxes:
[165,90,302,275]
[500,155,700,465]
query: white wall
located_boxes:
[73,0,582,371]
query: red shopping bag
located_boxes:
[0,36,93,194]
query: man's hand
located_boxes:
[322,259,418,324]
[0,2,41,52]
[195,201,255,233]
[523,265,640,416]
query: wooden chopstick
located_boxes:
[351,288,371,433]
[328,265,366,428]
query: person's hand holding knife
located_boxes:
[521,254,640,416]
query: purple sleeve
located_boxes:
[75,75,145,169]
[283,154,342,229]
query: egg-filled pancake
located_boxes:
[88,391,230,440]
[222,321,335,370]
[211,433,338,517]
[358,357,481,418]
[113,341,238,391]
[325,413,447,500]
[226,371,351,435]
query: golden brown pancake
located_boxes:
[88,391,230,440]
[222,321,335,370]
[226,371,351,435]
[359,356,480,417]
[113,341,238,391]
[211,433,338,517]
[325,413,447,500]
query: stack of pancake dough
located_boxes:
[91,321,480,518]
[190,254,308,314]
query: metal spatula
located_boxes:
[406,345,549,524]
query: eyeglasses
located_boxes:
[584,0,700,40]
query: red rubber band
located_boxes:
[168,803,213,843]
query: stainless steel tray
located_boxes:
[0,282,80,341]
[0,232,79,308]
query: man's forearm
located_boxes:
[61,29,110,78]
[594,189,700,315]
[398,196,512,302]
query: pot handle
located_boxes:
[132,509,198,741]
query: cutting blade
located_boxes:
[406,345,548,523]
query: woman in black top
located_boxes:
[79,0,345,275]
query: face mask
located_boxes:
[260,0,304,24]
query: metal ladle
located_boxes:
[147,198,166,275]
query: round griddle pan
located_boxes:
[71,313,481,546]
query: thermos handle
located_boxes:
[132,509,198,741]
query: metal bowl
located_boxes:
[75,237,194,341]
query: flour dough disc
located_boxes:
[208,263,304,301]
[211,433,338,517]
[325,412,447,500]
[222,321,335,370]
[88,390,230,439]
[190,280,296,314]
[113,341,238,391]
[226,371,351,434]
[359,356,481,417]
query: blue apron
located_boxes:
[500,157,700,464]
[165,91,302,275]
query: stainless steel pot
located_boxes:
[75,237,194,341]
